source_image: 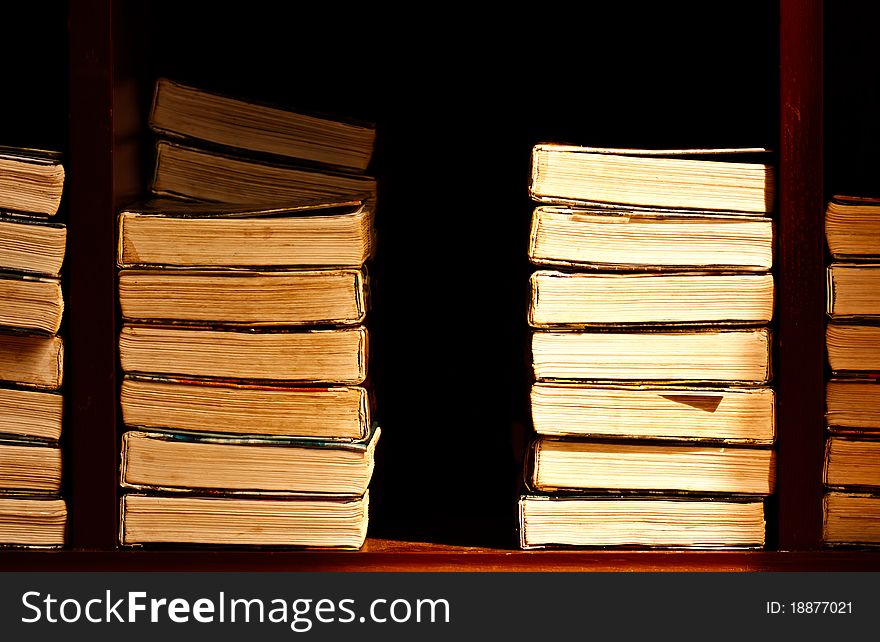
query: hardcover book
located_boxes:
[531,383,775,443]
[0,273,63,334]
[0,332,63,389]
[826,379,880,432]
[117,199,374,269]
[529,145,775,213]
[150,78,376,171]
[529,437,775,495]
[0,497,67,547]
[519,495,766,549]
[120,426,379,496]
[531,327,772,383]
[119,268,367,326]
[824,491,880,545]
[0,217,66,276]
[528,207,773,270]
[152,141,376,206]
[121,492,368,548]
[825,195,880,258]
[826,324,880,372]
[0,148,64,217]
[529,270,774,326]
[121,375,369,440]
[118,324,367,384]
[824,435,880,488]
[0,386,63,441]
[826,264,880,319]
[0,438,62,493]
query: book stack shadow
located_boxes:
[824,195,880,545]
[117,79,378,548]
[0,147,67,547]
[518,144,777,549]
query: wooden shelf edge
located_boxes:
[2,540,879,571]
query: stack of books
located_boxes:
[0,147,67,547]
[519,144,777,549]
[117,79,378,548]
[824,195,880,545]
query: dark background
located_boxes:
[0,2,875,549]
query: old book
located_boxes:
[0,332,63,389]
[826,324,880,372]
[0,217,66,276]
[529,270,774,326]
[121,492,368,548]
[529,145,774,213]
[119,324,367,384]
[519,495,766,549]
[120,427,379,495]
[827,264,880,318]
[0,148,64,217]
[530,438,775,495]
[528,207,773,270]
[0,386,63,440]
[532,327,771,383]
[824,436,880,488]
[0,274,63,333]
[825,195,880,258]
[0,439,62,493]
[152,141,376,205]
[119,268,366,326]
[150,78,376,171]
[121,376,369,440]
[117,199,373,269]
[827,379,880,432]
[823,491,880,545]
[531,383,775,443]
[0,497,67,547]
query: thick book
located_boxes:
[827,264,880,319]
[119,324,367,384]
[0,386,62,441]
[0,332,63,389]
[531,327,772,383]
[0,148,64,217]
[120,426,379,496]
[827,379,880,432]
[531,383,775,444]
[152,141,376,205]
[825,195,880,259]
[824,435,880,489]
[529,437,775,495]
[117,199,374,269]
[529,270,774,327]
[150,78,376,171]
[121,375,369,440]
[0,438,62,493]
[823,491,880,546]
[826,324,880,373]
[121,492,368,548]
[529,145,774,213]
[0,273,63,333]
[0,497,66,548]
[528,207,773,270]
[519,495,766,549]
[0,216,66,276]
[119,268,367,326]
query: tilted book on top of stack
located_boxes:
[520,143,776,550]
[118,79,379,549]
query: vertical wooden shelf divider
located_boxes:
[777,0,825,550]
[67,0,119,550]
